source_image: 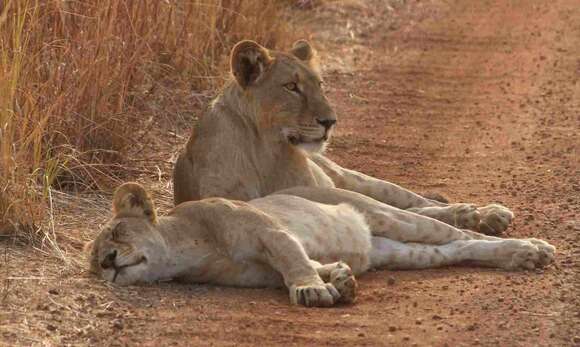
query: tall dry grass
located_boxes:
[0,0,291,246]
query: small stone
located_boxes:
[403,335,410,341]
[112,319,124,330]
[358,332,365,337]
[415,318,422,325]
[387,276,396,285]
[46,324,57,331]
[573,336,580,343]
[48,289,59,295]
[388,325,397,332]
[37,303,49,311]
[432,314,443,320]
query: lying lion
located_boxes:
[85,182,555,307]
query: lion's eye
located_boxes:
[284,82,299,93]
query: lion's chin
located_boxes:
[295,139,328,153]
[100,258,149,285]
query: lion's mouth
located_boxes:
[111,256,147,283]
[287,132,329,145]
[288,135,326,145]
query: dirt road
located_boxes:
[1,0,578,345]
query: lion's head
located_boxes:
[84,183,167,285]
[229,39,337,153]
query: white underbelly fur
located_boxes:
[250,194,372,274]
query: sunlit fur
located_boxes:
[173,40,337,204]
[173,39,524,238]
[87,183,556,307]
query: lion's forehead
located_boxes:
[94,219,146,248]
[270,56,321,84]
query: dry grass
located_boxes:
[0,0,292,253]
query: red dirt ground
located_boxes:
[1,0,578,346]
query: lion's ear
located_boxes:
[290,40,315,62]
[112,182,157,223]
[230,40,272,88]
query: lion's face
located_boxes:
[85,183,166,285]
[231,40,337,153]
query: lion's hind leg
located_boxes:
[369,237,456,270]
[369,237,555,270]
[274,187,473,244]
[407,204,481,230]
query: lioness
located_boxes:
[86,182,555,307]
[173,39,513,236]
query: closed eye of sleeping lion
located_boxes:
[173,39,514,236]
[86,182,555,307]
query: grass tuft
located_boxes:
[0,0,291,253]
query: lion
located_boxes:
[173,39,513,236]
[85,182,555,307]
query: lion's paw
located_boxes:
[449,203,481,230]
[477,204,514,235]
[329,262,357,304]
[521,238,556,267]
[499,240,555,270]
[289,282,340,307]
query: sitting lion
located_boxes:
[86,183,555,307]
[173,39,512,235]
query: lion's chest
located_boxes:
[260,158,334,196]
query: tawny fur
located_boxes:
[173,39,514,236]
[86,183,556,308]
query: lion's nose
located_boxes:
[100,250,117,269]
[316,118,336,130]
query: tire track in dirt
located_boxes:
[324,0,579,345]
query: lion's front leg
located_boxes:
[311,154,515,234]
[258,235,343,307]
[213,207,341,307]
[275,186,473,244]
[241,229,341,307]
[258,232,342,307]
[310,154,443,209]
